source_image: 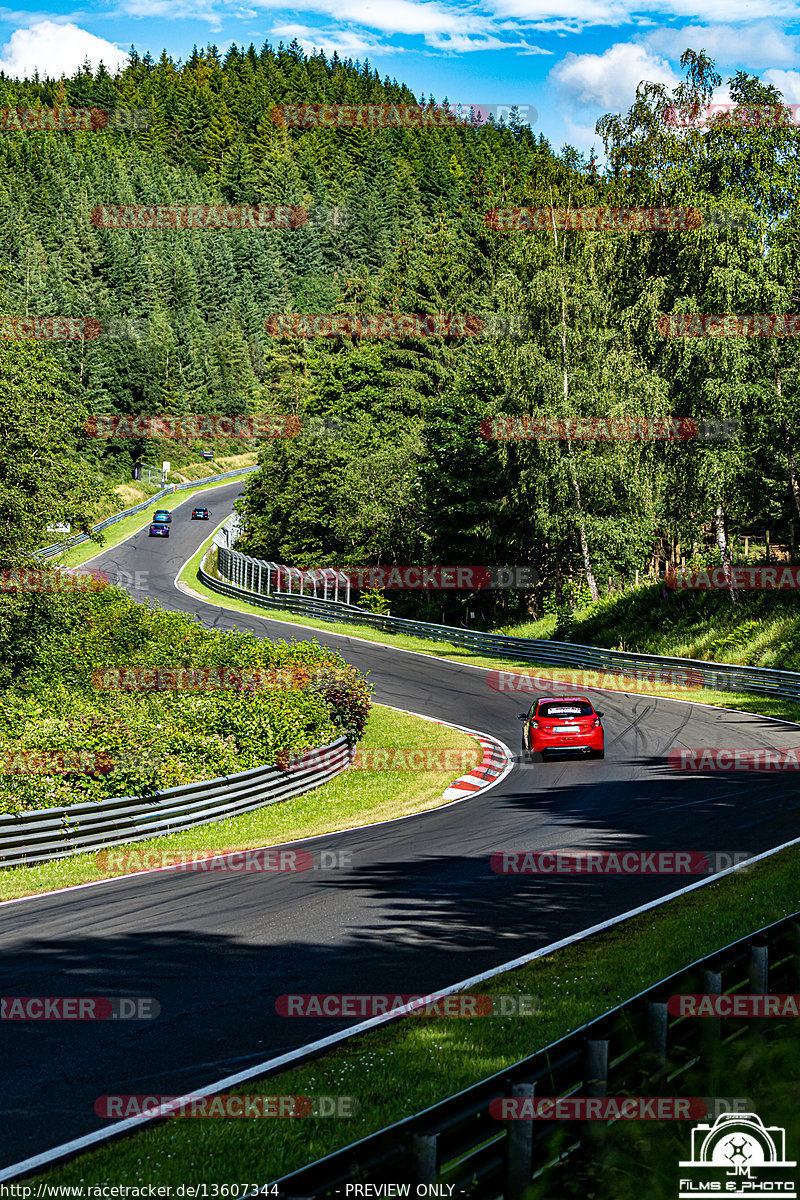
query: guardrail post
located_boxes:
[505,1082,535,1199]
[701,969,722,1089]
[410,1132,438,1183]
[749,944,768,993]
[584,1039,609,1097]
[749,944,769,1039]
[646,1001,669,1086]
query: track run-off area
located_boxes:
[3,479,800,1171]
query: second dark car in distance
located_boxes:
[148,523,170,538]
[519,695,605,762]
[191,507,210,520]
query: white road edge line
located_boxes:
[4,832,800,1182]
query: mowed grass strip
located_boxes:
[182,542,800,724]
[31,841,800,1186]
[0,706,480,902]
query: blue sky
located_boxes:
[2,2,800,160]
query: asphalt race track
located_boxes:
[3,480,800,1170]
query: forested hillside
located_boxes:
[1,43,799,622]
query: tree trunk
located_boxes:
[554,218,599,604]
[713,500,737,602]
[566,442,600,601]
[781,418,800,523]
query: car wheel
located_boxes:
[591,748,605,759]
[520,738,532,764]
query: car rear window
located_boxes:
[536,701,594,718]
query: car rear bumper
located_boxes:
[531,731,604,753]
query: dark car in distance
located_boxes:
[191,507,210,520]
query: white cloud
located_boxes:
[762,69,800,103]
[644,21,800,67]
[267,22,388,56]
[0,21,130,78]
[551,41,679,113]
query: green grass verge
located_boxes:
[0,705,479,902]
[180,543,800,724]
[32,839,800,1186]
[52,469,257,571]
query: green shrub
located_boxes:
[0,585,372,814]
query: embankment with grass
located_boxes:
[496,584,800,672]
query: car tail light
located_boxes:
[530,720,539,730]
[591,717,601,728]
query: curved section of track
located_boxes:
[3,480,800,1169]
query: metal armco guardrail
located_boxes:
[201,538,800,708]
[0,737,353,868]
[273,912,800,1197]
[37,465,258,559]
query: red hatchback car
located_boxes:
[519,696,605,762]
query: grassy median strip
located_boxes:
[0,706,479,902]
[181,543,800,724]
[31,839,800,1186]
